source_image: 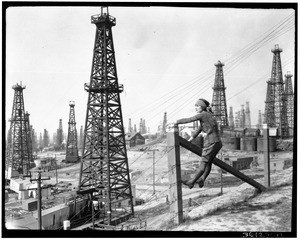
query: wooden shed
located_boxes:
[125,132,145,148]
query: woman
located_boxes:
[175,98,222,189]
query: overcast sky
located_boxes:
[5,5,295,138]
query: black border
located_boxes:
[2,1,297,238]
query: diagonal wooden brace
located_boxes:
[179,136,266,192]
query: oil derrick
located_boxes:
[162,112,167,136]
[240,105,245,128]
[257,110,263,129]
[78,7,134,225]
[228,106,234,128]
[31,126,38,153]
[211,60,229,128]
[139,118,143,133]
[134,124,137,133]
[270,44,289,137]
[56,119,64,149]
[234,111,240,128]
[264,78,276,127]
[25,112,33,163]
[66,101,79,163]
[43,129,49,148]
[79,125,84,151]
[6,128,12,175]
[284,71,294,136]
[6,83,31,178]
[245,102,251,128]
[38,133,43,151]
[143,119,147,133]
[128,118,133,133]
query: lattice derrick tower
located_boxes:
[234,111,240,128]
[270,44,289,137]
[228,106,234,128]
[211,60,229,128]
[284,71,294,136]
[240,105,245,128]
[25,112,33,163]
[162,112,167,135]
[245,102,251,128]
[257,110,262,129]
[78,7,134,223]
[6,83,31,176]
[128,118,133,133]
[57,119,63,149]
[264,79,276,127]
[66,101,79,162]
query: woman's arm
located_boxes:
[176,113,202,125]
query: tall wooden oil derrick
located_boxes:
[56,119,64,149]
[66,101,79,163]
[245,101,251,128]
[228,106,234,128]
[128,118,133,133]
[162,112,167,135]
[25,112,33,163]
[211,60,229,128]
[240,105,245,128]
[79,125,84,150]
[6,83,31,178]
[264,78,276,127]
[234,111,240,128]
[269,44,289,137]
[78,7,134,225]
[284,71,294,136]
[257,110,263,129]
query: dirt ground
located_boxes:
[5,138,295,233]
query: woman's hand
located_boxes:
[188,136,194,142]
[166,123,178,131]
[201,132,207,138]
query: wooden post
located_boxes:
[220,152,223,195]
[263,124,270,188]
[167,125,183,224]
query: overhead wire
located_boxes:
[125,14,294,132]
[124,13,295,126]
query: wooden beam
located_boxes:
[179,136,266,192]
[167,129,183,224]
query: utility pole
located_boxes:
[25,170,50,230]
[220,152,223,195]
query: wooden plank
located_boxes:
[179,136,266,192]
[263,127,270,187]
[167,129,183,224]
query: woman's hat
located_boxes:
[196,99,207,107]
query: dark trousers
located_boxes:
[192,141,222,184]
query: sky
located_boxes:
[4,4,295,140]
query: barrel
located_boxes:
[240,137,257,151]
[221,137,240,150]
[257,137,277,152]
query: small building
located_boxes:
[271,159,293,171]
[125,132,145,148]
[244,128,261,137]
[34,198,88,230]
[34,157,57,171]
[181,168,194,181]
[224,156,254,171]
[10,178,51,200]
